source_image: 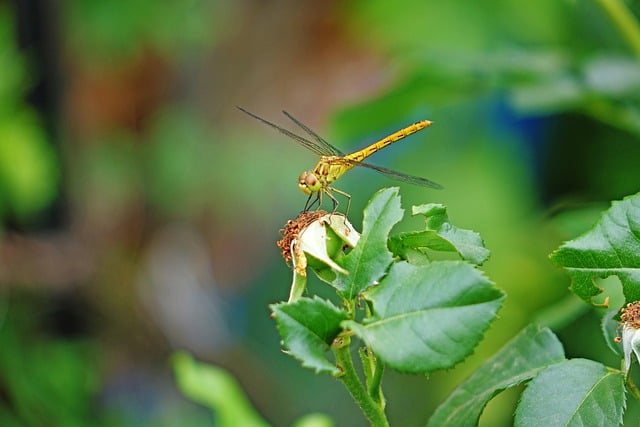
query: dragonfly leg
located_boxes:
[302,193,314,212]
[302,192,322,212]
[328,187,351,216]
[325,190,340,215]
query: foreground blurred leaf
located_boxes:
[514,359,625,426]
[389,203,490,265]
[172,352,269,427]
[428,325,565,427]
[270,297,348,374]
[550,193,640,304]
[345,261,504,374]
[332,187,404,299]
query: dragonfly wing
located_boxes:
[237,107,332,157]
[349,159,444,189]
[282,111,344,157]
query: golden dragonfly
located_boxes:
[238,107,442,212]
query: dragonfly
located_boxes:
[238,107,443,213]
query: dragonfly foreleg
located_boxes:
[303,192,321,212]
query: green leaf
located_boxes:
[270,297,349,374]
[332,187,404,299]
[0,111,60,219]
[514,359,625,427]
[344,261,504,374]
[549,193,640,304]
[428,325,565,427]
[389,203,490,265]
[172,352,270,427]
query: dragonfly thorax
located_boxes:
[298,171,322,194]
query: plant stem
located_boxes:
[287,269,307,302]
[368,353,385,407]
[626,377,640,400]
[333,337,389,427]
[595,0,640,58]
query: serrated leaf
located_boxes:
[390,203,490,265]
[332,187,404,299]
[344,261,504,374]
[172,352,270,427]
[270,297,348,374]
[549,193,640,303]
[428,325,565,427]
[515,359,625,427]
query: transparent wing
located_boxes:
[281,111,344,156]
[342,158,443,189]
[237,107,340,157]
[239,107,443,190]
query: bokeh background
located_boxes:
[2,0,640,426]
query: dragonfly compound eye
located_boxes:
[298,171,319,194]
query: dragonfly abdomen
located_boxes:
[344,120,432,163]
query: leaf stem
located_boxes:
[595,0,640,58]
[333,337,389,427]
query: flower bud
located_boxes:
[620,302,640,375]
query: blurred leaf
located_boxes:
[0,300,99,427]
[585,99,640,136]
[583,55,640,98]
[0,9,60,225]
[344,261,504,374]
[332,71,476,139]
[389,203,490,265]
[550,193,640,304]
[514,359,625,426]
[270,297,348,375]
[290,413,334,427]
[509,73,586,113]
[172,352,270,427]
[332,187,404,299]
[346,0,568,53]
[428,325,565,427]
[0,111,59,220]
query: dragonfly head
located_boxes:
[298,171,321,195]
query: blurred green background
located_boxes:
[1,0,639,426]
